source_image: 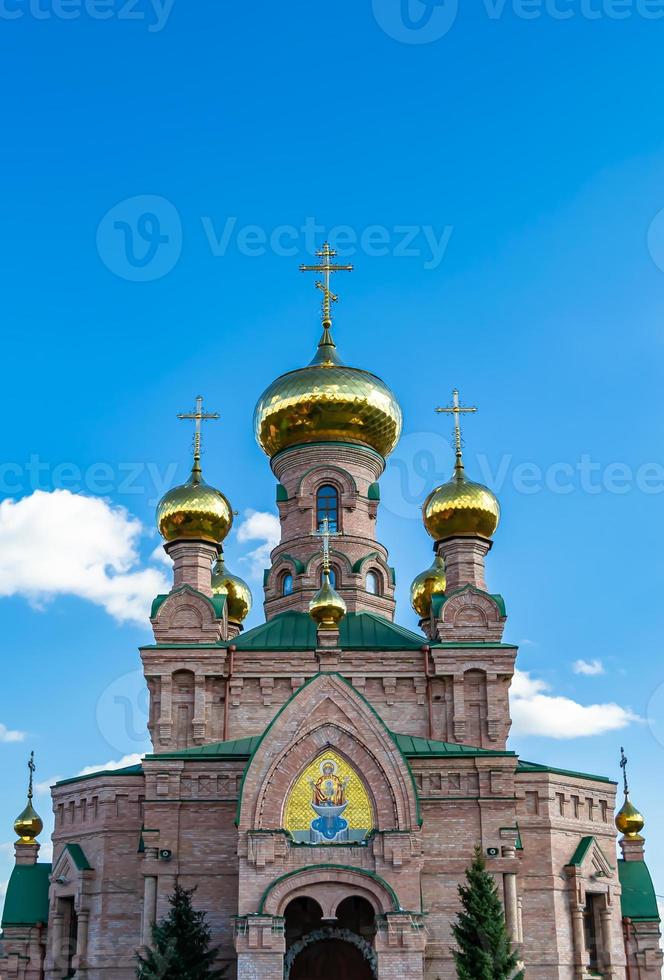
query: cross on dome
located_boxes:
[300,242,353,329]
[435,388,477,473]
[312,516,340,574]
[177,394,220,476]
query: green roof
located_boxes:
[619,860,660,921]
[233,611,424,651]
[392,733,515,758]
[147,735,262,761]
[64,843,92,871]
[517,760,614,785]
[2,863,51,927]
[568,836,595,867]
[55,763,143,787]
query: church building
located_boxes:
[1,246,661,979]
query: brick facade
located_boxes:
[1,396,661,980]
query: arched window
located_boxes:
[365,571,380,595]
[316,484,339,532]
[282,573,293,596]
[321,567,337,588]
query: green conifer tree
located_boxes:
[136,884,226,980]
[452,846,524,980]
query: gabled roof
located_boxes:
[618,860,660,921]
[64,842,92,871]
[1,863,51,927]
[234,611,424,651]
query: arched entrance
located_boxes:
[284,897,377,980]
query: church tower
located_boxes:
[1,251,661,980]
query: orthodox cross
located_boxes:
[620,746,629,796]
[300,242,353,328]
[27,751,36,801]
[177,395,220,469]
[435,388,477,471]
[312,516,340,574]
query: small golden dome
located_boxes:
[254,328,402,459]
[309,571,347,631]
[211,554,252,623]
[410,555,446,618]
[615,796,645,838]
[423,465,500,541]
[14,800,43,844]
[157,462,233,544]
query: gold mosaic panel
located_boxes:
[283,750,374,838]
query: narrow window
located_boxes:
[316,485,339,532]
[282,573,293,596]
[366,571,379,595]
[321,567,337,588]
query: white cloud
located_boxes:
[511,669,639,738]
[0,723,25,743]
[0,881,7,902]
[573,659,605,676]
[0,490,169,625]
[34,753,143,798]
[236,510,280,578]
[35,777,59,795]
[150,544,173,568]
[77,752,143,777]
[0,842,14,857]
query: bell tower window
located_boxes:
[321,567,337,588]
[366,571,380,595]
[282,573,294,596]
[316,484,339,532]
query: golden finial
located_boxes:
[615,746,645,839]
[435,388,477,475]
[14,751,43,845]
[300,242,353,331]
[309,516,346,630]
[177,394,220,482]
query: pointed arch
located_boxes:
[237,673,420,833]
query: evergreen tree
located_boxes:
[136,884,226,980]
[452,846,524,980]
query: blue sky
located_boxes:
[1,0,664,915]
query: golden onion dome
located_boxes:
[157,459,233,544]
[615,795,645,838]
[309,571,347,631]
[254,327,402,459]
[423,459,500,542]
[410,555,447,618]
[211,554,252,624]
[14,800,43,844]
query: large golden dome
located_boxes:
[423,465,500,542]
[157,462,233,544]
[254,328,402,459]
[410,555,447,618]
[211,554,252,624]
